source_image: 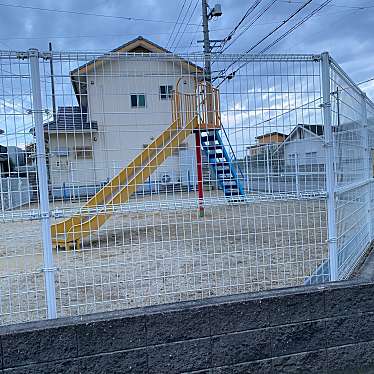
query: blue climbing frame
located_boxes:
[200,129,245,197]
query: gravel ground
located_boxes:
[0,193,328,325]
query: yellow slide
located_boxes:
[51,115,199,249]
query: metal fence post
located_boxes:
[0,175,4,211]
[361,93,373,240]
[29,48,57,319]
[295,153,300,196]
[321,52,338,281]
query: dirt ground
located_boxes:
[0,193,328,325]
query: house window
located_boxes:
[75,146,93,159]
[305,152,317,164]
[160,85,173,100]
[130,94,146,108]
[288,153,297,162]
[55,157,69,170]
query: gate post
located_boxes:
[321,52,338,281]
[29,48,57,319]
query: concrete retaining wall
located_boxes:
[1,281,374,373]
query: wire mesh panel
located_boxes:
[0,48,372,325]
[368,100,374,242]
[43,51,328,318]
[0,51,49,324]
[329,59,372,279]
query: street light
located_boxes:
[208,4,222,19]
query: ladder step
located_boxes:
[205,144,221,150]
[216,169,231,175]
[225,187,240,193]
[224,192,240,197]
[224,187,239,192]
[216,165,231,174]
[201,135,217,143]
[209,153,223,159]
[206,147,222,154]
[221,180,238,187]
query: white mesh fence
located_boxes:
[0,49,371,325]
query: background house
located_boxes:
[0,143,32,209]
[0,144,7,175]
[278,124,325,169]
[7,146,26,171]
[247,131,287,158]
[245,131,287,177]
[244,125,326,194]
[44,37,202,198]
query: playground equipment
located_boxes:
[200,129,245,197]
[51,79,244,249]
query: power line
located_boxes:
[186,20,202,53]
[219,0,278,53]
[277,0,374,10]
[219,0,264,52]
[0,2,201,26]
[172,0,200,52]
[238,0,314,53]
[259,0,333,53]
[166,0,188,50]
[216,0,316,85]
[0,23,288,42]
[168,0,196,50]
[358,77,374,86]
[230,96,322,136]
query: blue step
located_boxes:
[200,129,245,198]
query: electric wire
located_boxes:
[168,0,196,51]
[218,0,264,52]
[0,2,201,26]
[259,0,333,53]
[172,0,200,52]
[216,0,322,86]
[166,0,188,50]
[219,0,278,53]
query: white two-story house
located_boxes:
[44,37,203,197]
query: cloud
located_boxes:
[0,0,373,147]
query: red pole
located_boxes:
[194,131,204,217]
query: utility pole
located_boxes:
[195,0,211,218]
[48,42,57,122]
[195,1,222,217]
[202,0,212,82]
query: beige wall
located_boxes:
[86,58,197,184]
[49,57,199,188]
[48,132,97,187]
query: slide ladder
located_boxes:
[200,129,245,197]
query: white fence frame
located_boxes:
[0,49,373,325]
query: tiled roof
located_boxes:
[43,106,98,132]
[255,131,287,139]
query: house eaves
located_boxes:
[276,124,324,153]
[70,36,204,107]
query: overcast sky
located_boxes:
[0,0,373,148]
[0,0,373,94]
